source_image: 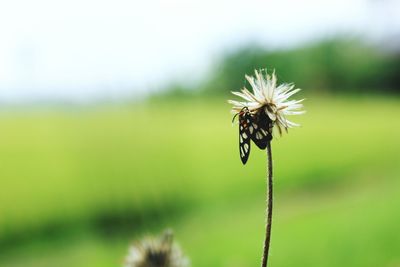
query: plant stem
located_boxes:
[261,141,273,267]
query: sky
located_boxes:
[0,0,399,103]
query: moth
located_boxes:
[233,107,273,164]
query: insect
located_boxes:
[233,107,273,164]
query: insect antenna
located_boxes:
[232,107,249,123]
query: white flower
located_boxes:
[228,69,305,136]
[124,230,189,267]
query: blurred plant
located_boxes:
[124,230,189,267]
[229,69,304,267]
[204,38,400,95]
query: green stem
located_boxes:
[261,141,273,267]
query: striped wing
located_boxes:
[249,111,272,150]
[238,111,252,164]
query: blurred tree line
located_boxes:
[161,38,400,98]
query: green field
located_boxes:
[0,95,400,267]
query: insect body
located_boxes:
[234,107,273,164]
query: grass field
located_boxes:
[0,95,399,267]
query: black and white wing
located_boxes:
[238,110,252,164]
[249,111,272,150]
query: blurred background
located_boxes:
[0,0,400,266]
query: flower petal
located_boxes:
[276,88,301,102]
[283,110,306,115]
[265,107,277,121]
[231,91,253,102]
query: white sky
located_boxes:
[0,0,399,102]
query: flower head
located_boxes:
[124,230,189,267]
[229,69,305,136]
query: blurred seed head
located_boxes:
[124,230,189,267]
